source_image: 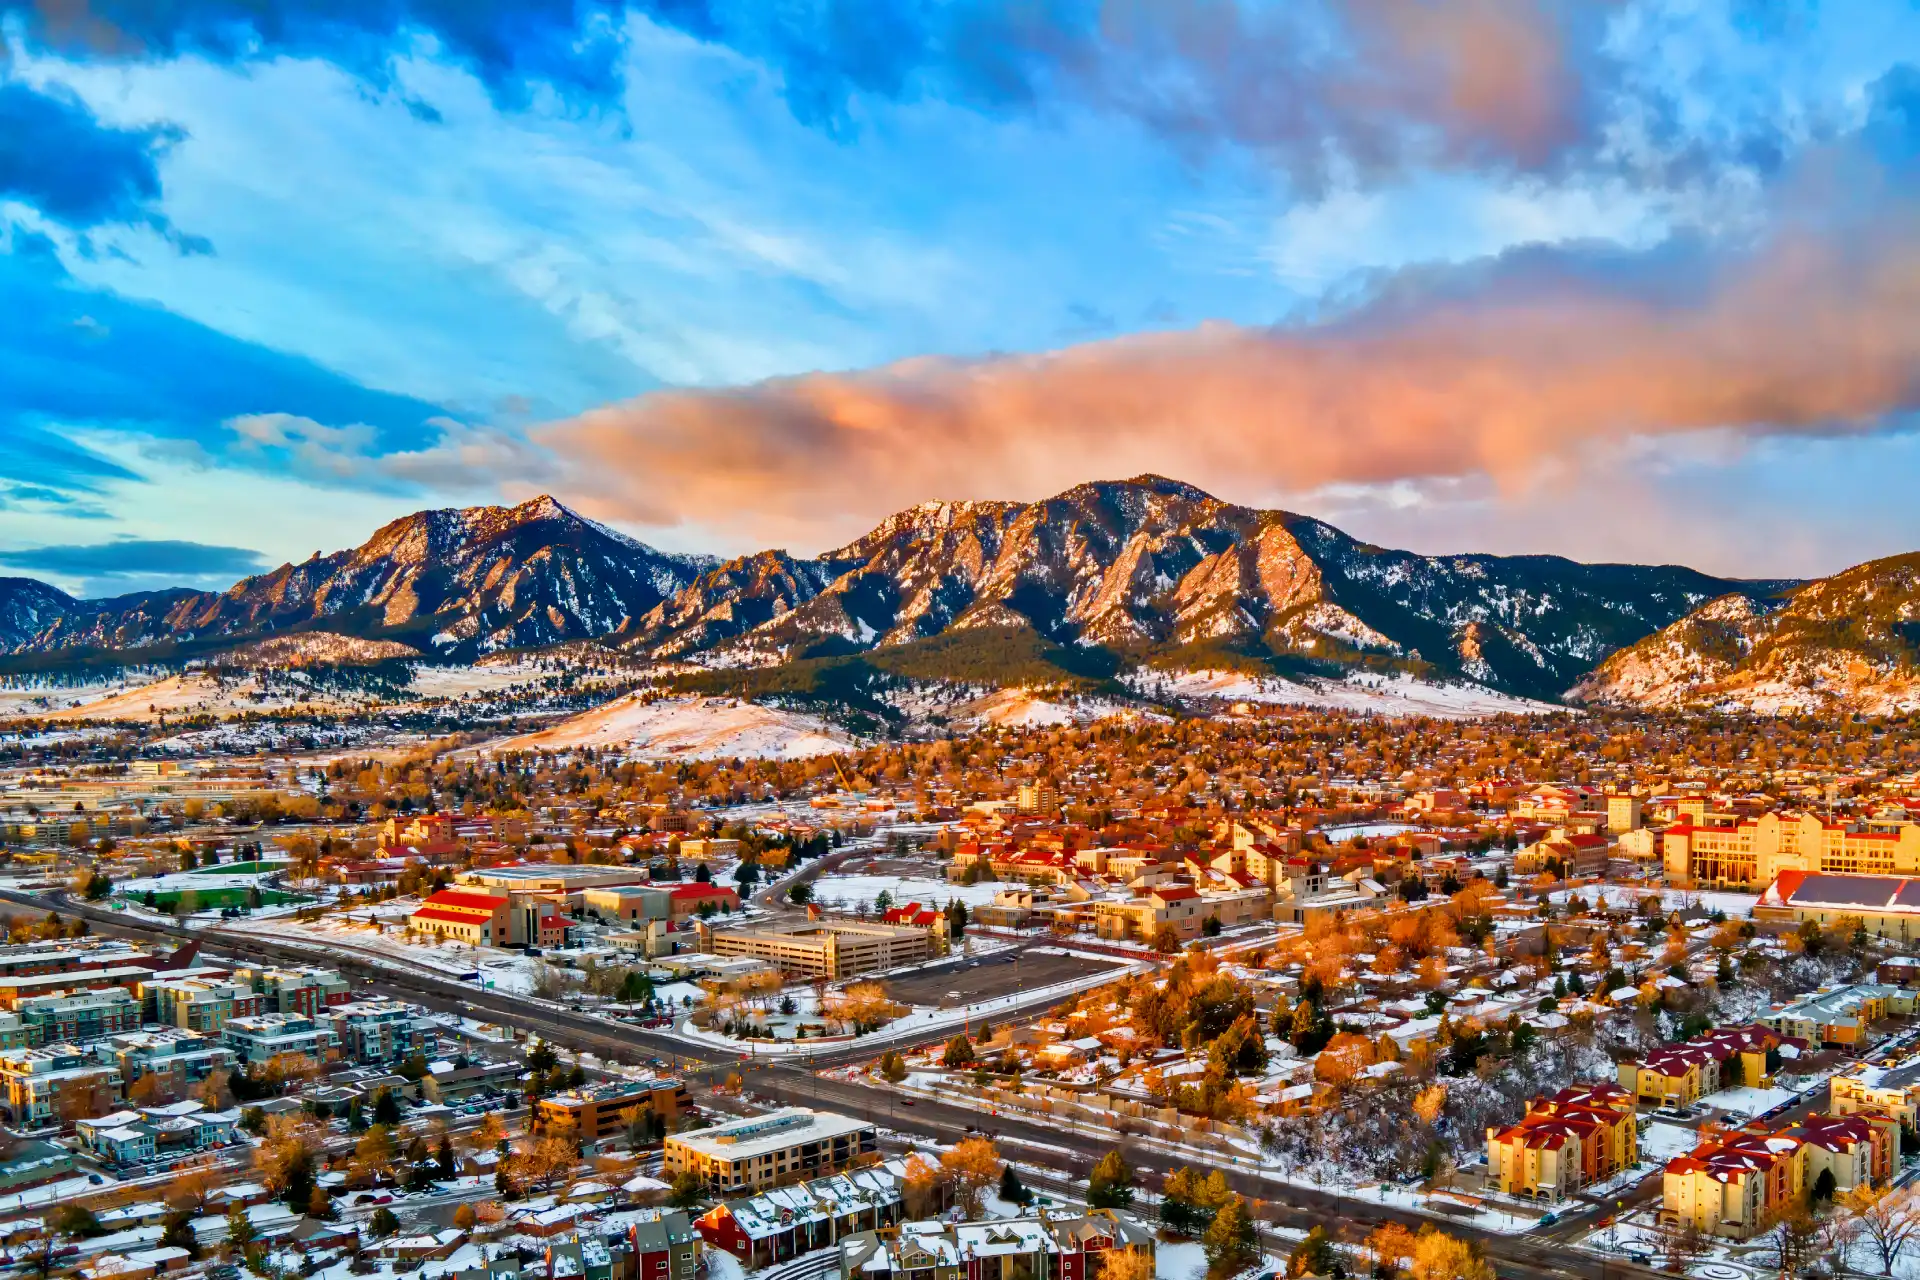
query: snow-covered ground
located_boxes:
[1640,1120,1700,1164]
[1318,821,1421,841]
[497,694,856,758]
[808,874,1014,911]
[1711,1085,1798,1118]
[37,671,377,721]
[1551,885,1760,917]
[1130,668,1562,719]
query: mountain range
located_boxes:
[2,476,1843,709]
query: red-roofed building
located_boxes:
[667,884,740,921]
[1486,1083,1638,1202]
[409,889,512,946]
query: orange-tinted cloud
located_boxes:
[535,184,1920,548]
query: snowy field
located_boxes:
[1128,668,1562,719]
[1640,1120,1701,1163]
[497,694,856,758]
[1318,822,1421,841]
[1551,885,1761,917]
[809,873,1015,911]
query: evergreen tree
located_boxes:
[1204,1196,1259,1279]
[1285,1224,1339,1279]
[998,1163,1031,1207]
[372,1088,402,1127]
[225,1203,256,1262]
[1087,1151,1134,1209]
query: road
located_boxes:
[6,889,1669,1280]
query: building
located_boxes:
[665,1109,878,1193]
[223,1014,339,1066]
[1661,1122,1801,1240]
[627,1212,703,1280]
[0,1045,121,1126]
[1829,1055,1920,1126]
[838,1211,1154,1280]
[537,1077,688,1150]
[579,888,674,926]
[1618,1025,1797,1106]
[1762,984,1900,1047]
[74,1100,241,1167]
[234,968,351,1015]
[1667,815,1920,891]
[1485,1084,1638,1202]
[93,1030,234,1099]
[1755,870,1920,941]
[147,978,265,1033]
[1016,783,1060,816]
[668,884,741,921]
[706,922,930,980]
[16,987,141,1045]
[0,966,154,1010]
[408,889,514,947]
[696,1166,902,1268]
[333,1001,436,1066]
[677,840,740,862]
[1785,1113,1894,1197]
[1607,794,1644,835]
[459,865,653,894]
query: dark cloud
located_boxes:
[0,248,451,490]
[0,79,180,229]
[0,538,269,585]
[3,0,1620,187]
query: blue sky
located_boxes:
[4,1,1920,596]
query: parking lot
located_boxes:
[880,948,1124,1007]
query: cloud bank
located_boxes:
[532,137,1920,545]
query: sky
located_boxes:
[4,0,1920,597]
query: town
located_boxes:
[0,705,1911,1280]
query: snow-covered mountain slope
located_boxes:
[1571,554,1920,714]
[625,475,1777,700]
[0,578,79,650]
[499,694,855,758]
[5,496,709,661]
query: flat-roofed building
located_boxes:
[16,987,140,1045]
[1829,1054,1920,1126]
[332,1000,436,1066]
[0,1045,120,1126]
[537,1076,688,1150]
[666,1109,877,1192]
[146,978,264,1034]
[706,921,929,979]
[223,1014,339,1066]
[1756,870,1920,942]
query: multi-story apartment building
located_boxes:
[1663,1116,1894,1237]
[537,1077,688,1149]
[1665,813,1920,890]
[838,1211,1155,1280]
[1828,1054,1920,1126]
[148,977,265,1033]
[665,1110,878,1193]
[1618,1025,1797,1106]
[93,1029,235,1099]
[1762,984,1901,1047]
[14,988,141,1045]
[1662,1123,1801,1239]
[223,1014,340,1066]
[0,1045,121,1126]
[234,967,351,1015]
[1486,1084,1638,1202]
[332,1000,435,1066]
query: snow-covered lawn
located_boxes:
[1712,1086,1798,1118]
[1641,1120,1701,1163]
[1554,885,1760,917]
[808,873,1013,911]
